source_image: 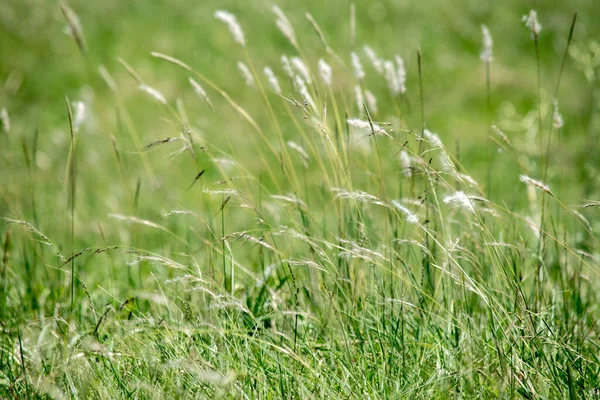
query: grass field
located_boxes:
[2,0,600,398]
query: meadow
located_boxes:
[1,0,600,398]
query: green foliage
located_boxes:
[1,0,600,398]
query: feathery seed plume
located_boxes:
[365,90,378,114]
[272,5,297,48]
[392,200,419,224]
[519,175,553,197]
[73,101,86,133]
[1,108,10,133]
[399,150,412,177]
[291,57,312,85]
[237,62,255,88]
[354,85,364,115]
[522,10,542,37]
[395,56,407,94]
[189,78,213,109]
[384,61,400,95]
[444,191,475,213]
[140,84,167,105]
[347,118,387,136]
[264,67,281,94]
[318,59,332,87]
[424,129,443,148]
[215,10,245,47]
[480,25,493,63]
[351,52,365,81]
[294,75,316,112]
[552,99,563,129]
[364,46,383,75]
[281,55,293,78]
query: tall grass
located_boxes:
[1,2,599,399]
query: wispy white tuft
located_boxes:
[365,90,378,114]
[189,78,213,109]
[552,99,563,129]
[395,56,407,94]
[384,61,400,96]
[291,57,312,85]
[424,129,443,148]
[519,175,553,196]
[287,141,310,167]
[480,25,493,64]
[318,58,332,87]
[354,85,364,115]
[281,55,293,78]
[332,188,387,207]
[215,10,245,47]
[492,125,512,148]
[392,200,419,224]
[272,5,297,48]
[73,101,86,133]
[1,108,9,133]
[364,46,383,75]
[351,52,365,81]
[399,150,412,177]
[237,62,255,88]
[294,75,316,112]
[522,10,542,37]
[140,84,167,105]
[347,118,388,136]
[264,67,281,94]
[444,191,475,213]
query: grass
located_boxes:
[1,0,600,398]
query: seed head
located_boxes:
[272,5,297,48]
[351,52,365,81]
[364,46,383,75]
[318,59,332,87]
[522,10,542,37]
[264,67,281,94]
[519,175,553,197]
[237,62,255,88]
[480,25,493,63]
[215,10,245,47]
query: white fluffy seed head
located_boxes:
[73,101,86,133]
[264,67,281,94]
[392,200,419,224]
[272,5,297,48]
[215,10,245,47]
[294,75,316,113]
[364,46,383,75]
[139,84,167,105]
[291,57,312,85]
[384,60,400,96]
[480,25,493,63]
[354,85,364,115]
[553,99,564,129]
[395,56,407,94]
[365,90,377,114]
[281,55,293,78]
[347,118,386,135]
[522,10,542,37]
[351,52,365,81]
[424,129,443,148]
[189,78,213,109]
[519,175,553,196]
[237,62,255,88]
[1,108,10,133]
[399,150,412,177]
[318,59,332,87]
[444,191,475,213]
